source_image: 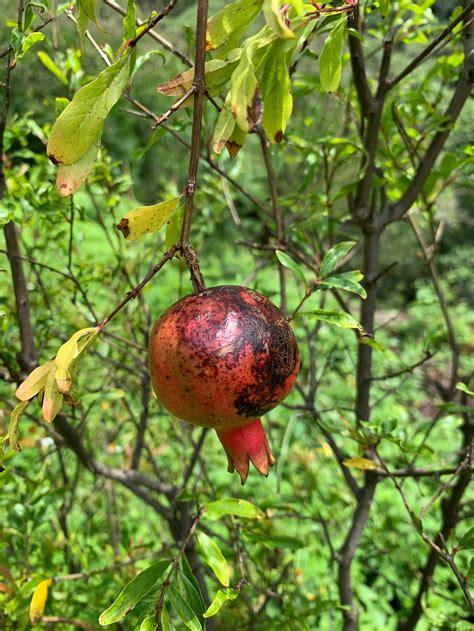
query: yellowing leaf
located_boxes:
[42,368,63,423]
[55,327,98,393]
[212,94,237,155]
[263,0,294,39]
[9,400,31,451]
[157,55,241,99]
[56,139,100,197]
[206,0,262,51]
[15,361,54,401]
[29,579,52,624]
[165,206,184,251]
[47,54,130,165]
[343,457,379,471]
[117,197,181,241]
[230,30,274,132]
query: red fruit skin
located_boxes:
[149,285,300,482]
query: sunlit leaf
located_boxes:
[320,241,356,278]
[160,605,172,631]
[99,560,170,625]
[117,197,181,241]
[16,361,54,401]
[320,17,346,92]
[55,327,99,394]
[123,0,136,40]
[343,457,379,471]
[42,368,63,423]
[203,497,264,520]
[139,615,157,631]
[456,382,474,399]
[321,272,366,298]
[197,532,230,587]
[204,588,239,618]
[16,32,45,60]
[29,579,52,624]
[299,309,363,332]
[263,0,294,39]
[47,54,131,165]
[206,0,262,51]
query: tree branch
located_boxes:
[388,2,474,223]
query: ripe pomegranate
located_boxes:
[149,286,300,484]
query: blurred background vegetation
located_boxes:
[0,1,473,630]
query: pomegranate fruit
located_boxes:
[149,286,300,484]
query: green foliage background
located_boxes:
[0,1,473,630]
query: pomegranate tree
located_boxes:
[149,285,300,484]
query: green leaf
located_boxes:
[263,0,294,39]
[320,17,346,92]
[230,48,258,132]
[160,605,171,631]
[456,382,474,399]
[203,498,264,520]
[458,527,474,551]
[321,272,366,298]
[117,197,181,241]
[42,367,63,423]
[181,556,205,615]
[212,102,237,155]
[197,532,230,587]
[98,560,170,625]
[378,0,389,18]
[206,0,262,51]
[54,327,99,394]
[467,557,474,584]
[275,250,306,285]
[9,401,31,451]
[37,52,68,85]
[320,241,356,278]
[124,0,136,40]
[343,457,378,471]
[299,309,363,332]
[47,54,131,165]
[204,588,239,618]
[16,361,54,402]
[56,138,100,197]
[16,32,45,60]
[178,572,204,624]
[167,585,202,631]
[139,615,156,631]
[261,45,293,143]
[77,0,98,22]
[165,207,184,251]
